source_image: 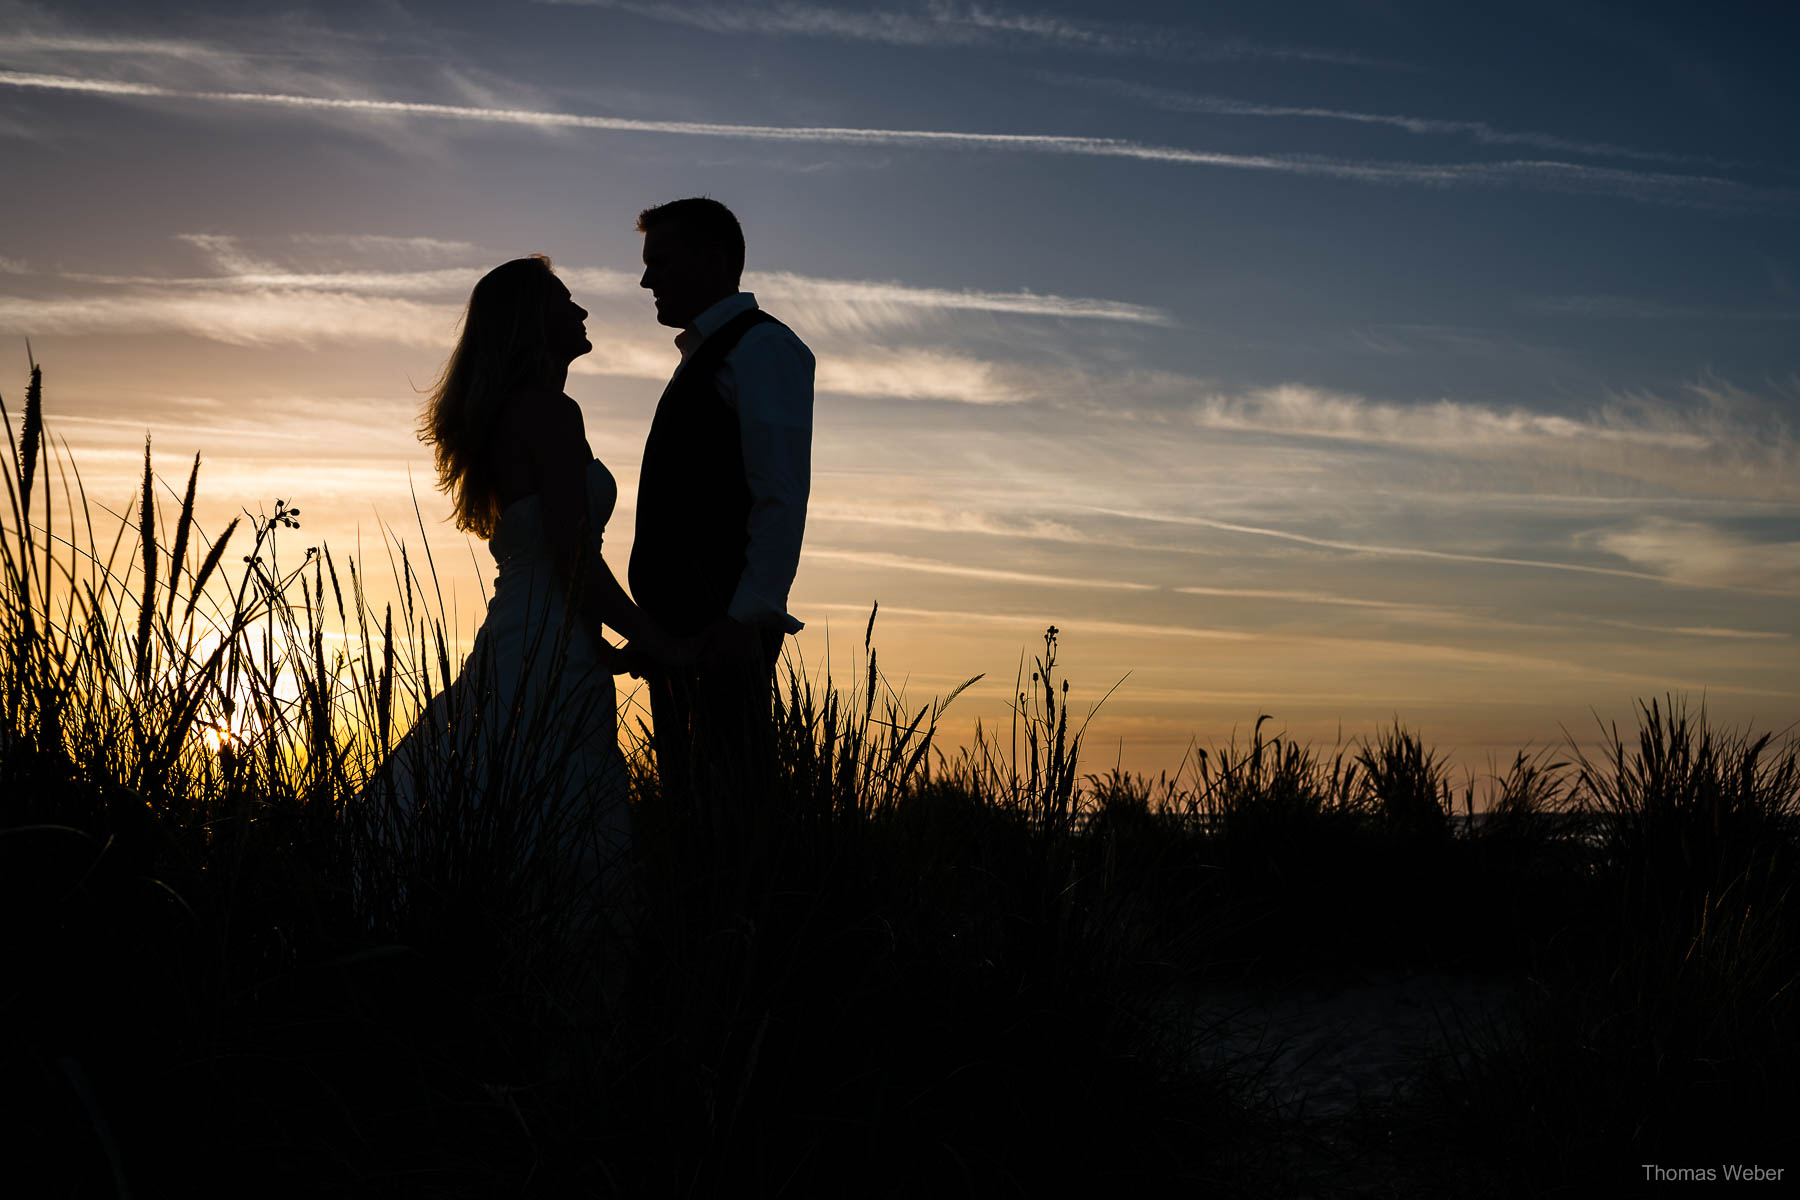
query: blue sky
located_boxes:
[2,0,1797,780]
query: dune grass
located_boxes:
[5,360,1798,1196]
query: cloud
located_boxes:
[28,235,1159,332]
[1172,585,1438,612]
[55,267,486,296]
[815,348,1023,403]
[567,337,683,381]
[1166,382,1799,502]
[1189,383,1715,451]
[563,265,1172,332]
[0,69,1768,210]
[809,546,1156,590]
[1530,295,1800,321]
[809,499,1093,543]
[0,289,461,347]
[1094,505,1684,585]
[749,270,1172,334]
[28,235,495,295]
[807,600,1251,642]
[5,235,1161,405]
[585,313,1078,406]
[1588,518,1800,593]
[46,396,422,455]
[1046,74,1720,167]
[0,31,225,59]
[1588,618,1790,641]
[535,1,1392,66]
[287,234,480,260]
[806,604,1799,699]
[0,6,465,96]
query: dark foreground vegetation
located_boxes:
[5,363,1797,1197]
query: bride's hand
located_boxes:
[600,639,631,676]
[616,643,656,678]
[629,624,695,671]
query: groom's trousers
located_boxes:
[647,627,785,805]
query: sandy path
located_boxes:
[1181,968,1521,1119]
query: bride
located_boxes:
[363,254,681,923]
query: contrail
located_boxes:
[1088,505,1734,587]
[809,547,1157,590]
[0,69,1760,208]
[1042,73,1730,168]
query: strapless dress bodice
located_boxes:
[488,458,618,568]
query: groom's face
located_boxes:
[640,223,732,329]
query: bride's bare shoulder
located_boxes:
[498,386,582,431]
[497,388,591,469]
[492,388,581,455]
[490,390,587,506]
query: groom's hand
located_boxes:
[701,616,764,667]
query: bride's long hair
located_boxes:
[419,254,560,539]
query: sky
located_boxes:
[2,0,1797,788]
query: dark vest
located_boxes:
[629,307,785,636]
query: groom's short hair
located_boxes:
[637,197,745,283]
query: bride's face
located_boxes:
[545,278,591,365]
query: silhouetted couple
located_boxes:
[369,197,812,913]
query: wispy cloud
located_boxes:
[751,270,1172,332]
[1094,506,1693,586]
[809,546,1155,590]
[564,265,1174,333]
[287,233,482,263]
[0,290,461,347]
[584,331,1049,403]
[0,300,1056,410]
[44,236,1163,326]
[815,348,1022,403]
[1047,73,1717,166]
[536,1,1392,67]
[1588,617,1790,642]
[0,6,469,96]
[1588,518,1800,593]
[0,70,1766,210]
[1172,584,1438,612]
[808,603,1799,699]
[1166,382,1798,502]
[0,31,224,59]
[807,601,1251,642]
[809,500,1092,544]
[1188,383,1716,451]
[1530,294,1800,321]
[4,234,1159,406]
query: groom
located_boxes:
[628,197,814,786]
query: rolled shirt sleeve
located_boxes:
[718,324,813,633]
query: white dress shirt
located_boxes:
[671,292,813,634]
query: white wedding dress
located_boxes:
[363,459,631,920]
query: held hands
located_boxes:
[619,623,702,678]
[617,618,761,677]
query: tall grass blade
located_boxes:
[377,602,394,755]
[183,517,238,623]
[20,351,42,523]
[134,439,155,688]
[164,453,199,622]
